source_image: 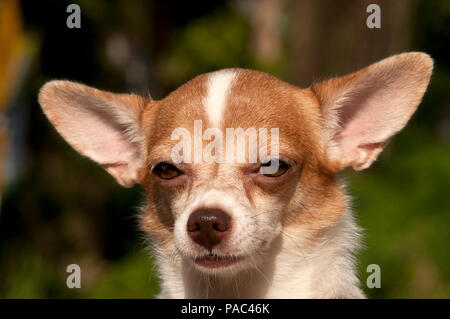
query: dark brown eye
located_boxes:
[259,160,289,177]
[152,162,183,180]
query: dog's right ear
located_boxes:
[38,81,148,187]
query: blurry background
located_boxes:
[0,0,448,298]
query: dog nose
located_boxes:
[187,209,231,250]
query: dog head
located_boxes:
[39,53,432,274]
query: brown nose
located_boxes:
[187,209,231,250]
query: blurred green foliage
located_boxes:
[353,128,450,298]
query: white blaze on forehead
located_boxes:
[204,70,236,127]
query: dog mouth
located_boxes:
[194,254,244,268]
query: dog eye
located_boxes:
[259,160,289,177]
[152,162,183,180]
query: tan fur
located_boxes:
[38,52,433,298]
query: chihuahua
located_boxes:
[39,52,432,298]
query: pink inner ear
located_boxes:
[39,81,145,187]
[323,53,433,170]
[332,87,408,169]
[336,82,410,146]
[74,111,140,165]
[58,107,143,186]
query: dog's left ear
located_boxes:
[311,52,433,171]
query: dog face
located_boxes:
[39,53,432,275]
[140,70,330,274]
